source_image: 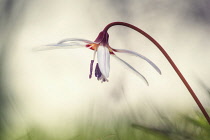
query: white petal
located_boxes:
[112,55,149,86]
[113,48,161,74]
[97,45,110,78]
[33,38,93,51]
[33,43,84,51]
[57,38,96,44]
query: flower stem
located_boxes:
[103,22,210,124]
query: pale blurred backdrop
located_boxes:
[1,0,210,138]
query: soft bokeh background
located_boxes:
[1,0,210,139]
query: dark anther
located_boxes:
[89,60,94,79]
[95,63,102,80]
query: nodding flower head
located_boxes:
[37,29,161,84]
[87,31,112,82]
[37,30,161,84]
[88,31,161,84]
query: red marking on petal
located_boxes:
[110,51,115,55]
[86,44,99,51]
[107,46,115,55]
[112,48,117,52]
[86,44,91,47]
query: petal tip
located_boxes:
[157,69,162,75]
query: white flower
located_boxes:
[37,31,161,85]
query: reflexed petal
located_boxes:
[97,45,110,78]
[113,48,161,74]
[33,38,94,51]
[112,55,149,86]
[32,43,85,51]
[57,38,96,44]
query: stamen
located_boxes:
[94,63,108,82]
[89,60,94,79]
[95,63,102,80]
[93,50,96,60]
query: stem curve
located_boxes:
[103,22,210,124]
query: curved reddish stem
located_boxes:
[103,22,210,124]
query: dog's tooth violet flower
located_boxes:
[39,31,161,84]
[35,22,210,124]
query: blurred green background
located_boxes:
[0,0,210,139]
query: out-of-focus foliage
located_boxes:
[0,0,28,139]
[2,109,210,140]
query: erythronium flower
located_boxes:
[40,31,161,85]
[36,22,210,124]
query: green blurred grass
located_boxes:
[2,111,210,140]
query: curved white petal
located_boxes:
[97,45,110,78]
[113,48,161,74]
[112,55,149,86]
[33,43,85,51]
[57,38,96,44]
[33,38,94,51]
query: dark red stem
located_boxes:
[103,22,210,124]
